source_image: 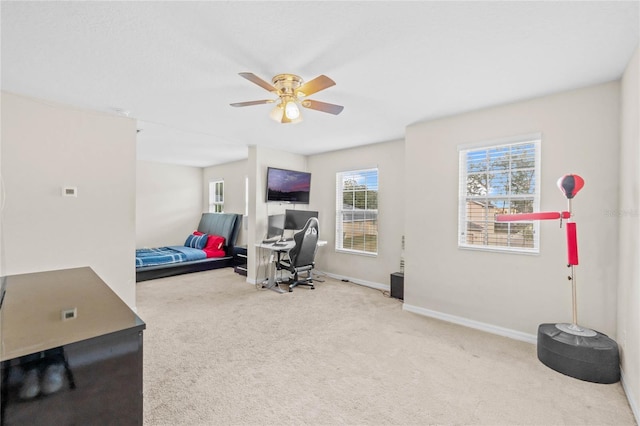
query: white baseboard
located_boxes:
[403,303,639,423]
[246,271,388,292]
[249,268,637,423]
[402,303,537,345]
[402,302,638,422]
[315,272,534,345]
[621,367,640,424]
[316,270,389,292]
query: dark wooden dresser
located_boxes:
[1,267,145,425]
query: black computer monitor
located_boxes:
[284,209,318,231]
[266,214,285,239]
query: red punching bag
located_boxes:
[557,174,584,199]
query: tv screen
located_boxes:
[266,167,311,203]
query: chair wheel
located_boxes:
[310,286,315,290]
[288,287,293,292]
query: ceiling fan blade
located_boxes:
[238,72,277,93]
[296,75,335,97]
[301,99,344,115]
[230,99,274,107]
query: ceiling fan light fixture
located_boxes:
[232,72,342,123]
[284,100,300,120]
[269,104,284,122]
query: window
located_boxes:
[209,180,224,213]
[336,168,378,255]
[458,135,540,253]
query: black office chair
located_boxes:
[277,217,319,292]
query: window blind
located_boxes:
[336,168,379,255]
[458,137,541,253]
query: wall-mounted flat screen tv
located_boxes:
[266,167,311,204]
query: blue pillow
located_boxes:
[185,233,208,250]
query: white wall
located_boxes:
[203,159,248,246]
[307,140,405,287]
[136,161,203,248]
[618,45,639,420]
[404,82,621,338]
[1,92,137,308]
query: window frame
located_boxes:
[244,176,249,217]
[208,179,224,213]
[457,134,541,254]
[335,168,379,256]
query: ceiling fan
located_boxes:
[230,72,344,124]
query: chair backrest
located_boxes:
[289,217,319,268]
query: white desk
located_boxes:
[255,240,327,293]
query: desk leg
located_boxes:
[263,252,285,294]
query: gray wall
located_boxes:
[237,140,405,288]
[307,140,405,288]
[246,145,307,284]
[1,92,137,308]
[136,161,203,248]
[202,159,248,246]
[404,82,621,339]
[618,45,639,420]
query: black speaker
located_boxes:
[390,272,404,300]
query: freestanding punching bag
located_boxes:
[496,174,620,383]
[536,175,620,384]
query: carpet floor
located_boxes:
[136,268,635,425]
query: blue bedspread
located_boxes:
[135,246,207,268]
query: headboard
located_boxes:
[196,213,242,254]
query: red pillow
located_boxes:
[203,248,226,258]
[193,231,225,251]
[206,235,225,251]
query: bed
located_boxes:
[135,212,242,282]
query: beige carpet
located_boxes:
[136,268,635,425]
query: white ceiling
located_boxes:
[2,1,638,167]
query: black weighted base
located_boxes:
[537,323,620,384]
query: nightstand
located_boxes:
[233,245,247,276]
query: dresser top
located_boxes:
[1,267,144,361]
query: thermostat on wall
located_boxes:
[61,307,77,321]
[62,186,77,197]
